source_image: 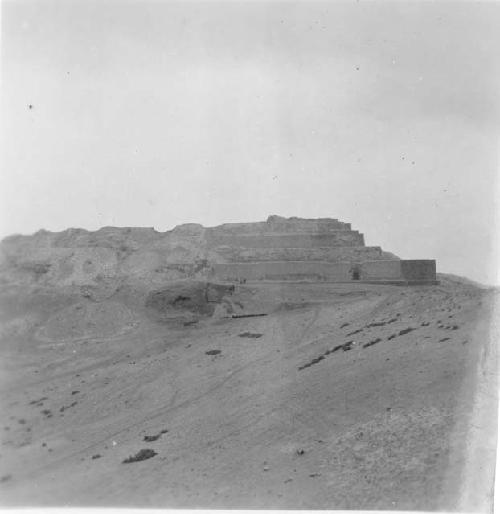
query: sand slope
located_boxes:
[0,276,496,509]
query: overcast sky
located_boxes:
[1,1,499,284]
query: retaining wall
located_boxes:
[359,259,437,282]
[212,261,352,281]
[401,260,436,281]
[207,232,364,249]
[208,217,351,235]
[360,260,403,280]
[213,259,436,283]
[214,246,383,263]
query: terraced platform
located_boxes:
[208,216,435,284]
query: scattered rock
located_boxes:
[363,337,381,348]
[122,449,157,464]
[298,355,325,370]
[387,327,416,340]
[327,344,345,354]
[365,320,391,328]
[342,341,353,351]
[232,313,268,318]
[59,401,77,413]
[144,434,161,442]
[29,397,48,405]
[299,340,357,370]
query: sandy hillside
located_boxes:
[0,274,497,509]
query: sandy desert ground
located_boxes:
[0,276,497,509]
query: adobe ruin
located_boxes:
[210,215,437,285]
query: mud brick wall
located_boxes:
[209,217,350,236]
[212,261,352,281]
[360,260,403,280]
[360,260,437,281]
[214,246,383,263]
[400,260,436,281]
[207,232,365,249]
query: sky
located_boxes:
[1,0,499,284]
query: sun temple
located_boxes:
[209,215,437,285]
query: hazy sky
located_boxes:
[1,1,499,284]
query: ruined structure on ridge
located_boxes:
[0,215,437,291]
[210,215,437,284]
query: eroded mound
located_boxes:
[0,216,401,291]
[37,301,136,342]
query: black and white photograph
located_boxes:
[0,0,498,510]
